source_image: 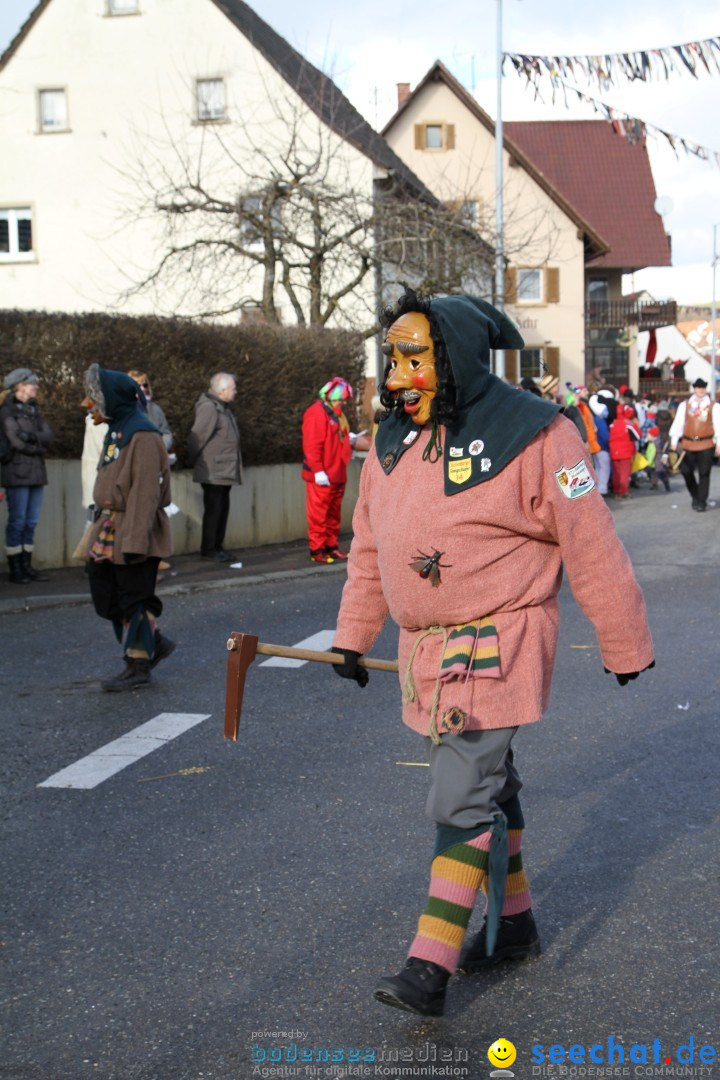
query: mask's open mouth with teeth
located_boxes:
[396,390,422,413]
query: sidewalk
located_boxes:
[0,536,350,615]
[1,466,717,616]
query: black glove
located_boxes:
[605,660,655,686]
[18,430,38,445]
[331,647,369,688]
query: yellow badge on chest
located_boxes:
[448,457,472,485]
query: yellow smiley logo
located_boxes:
[488,1039,517,1069]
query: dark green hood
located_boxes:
[375,294,560,494]
[86,364,160,467]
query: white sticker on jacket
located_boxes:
[554,459,595,499]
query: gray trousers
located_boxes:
[425,727,520,830]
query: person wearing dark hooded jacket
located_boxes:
[0,367,53,584]
[331,290,654,1019]
[82,365,175,692]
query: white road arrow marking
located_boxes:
[37,712,211,790]
[258,629,336,668]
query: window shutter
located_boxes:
[445,124,455,150]
[545,346,560,376]
[545,267,560,303]
[504,350,518,384]
[414,124,424,150]
[505,267,517,304]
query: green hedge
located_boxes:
[0,310,366,466]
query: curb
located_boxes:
[0,560,346,616]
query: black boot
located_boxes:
[373,958,449,1016]
[458,909,541,974]
[150,631,176,669]
[101,658,152,692]
[7,553,31,584]
[20,550,49,582]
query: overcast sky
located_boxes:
[2,0,719,303]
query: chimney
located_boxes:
[397,82,411,109]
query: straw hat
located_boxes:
[539,373,559,396]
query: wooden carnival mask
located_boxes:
[383,312,438,426]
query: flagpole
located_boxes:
[711,224,718,402]
[494,0,506,379]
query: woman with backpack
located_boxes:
[0,368,53,583]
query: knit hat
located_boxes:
[648,426,659,437]
[319,377,352,403]
[3,367,39,390]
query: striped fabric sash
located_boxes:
[89,512,116,562]
[439,618,500,681]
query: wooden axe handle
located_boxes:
[224,633,398,741]
[254,641,398,671]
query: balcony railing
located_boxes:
[586,299,677,330]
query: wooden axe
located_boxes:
[224,632,399,740]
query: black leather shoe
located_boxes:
[458,909,541,974]
[215,549,237,562]
[150,632,176,669]
[101,659,152,692]
[373,958,449,1016]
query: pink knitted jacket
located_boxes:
[333,414,653,735]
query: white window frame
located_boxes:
[0,208,34,262]
[425,124,443,150]
[38,88,69,133]
[195,78,226,122]
[107,0,140,14]
[517,267,543,304]
[520,347,544,380]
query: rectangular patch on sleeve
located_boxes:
[554,459,595,499]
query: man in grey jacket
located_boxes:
[187,373,243,562]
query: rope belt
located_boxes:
[403,619,502,744]
[403,625,449,746]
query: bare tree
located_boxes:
[116,88,498,335]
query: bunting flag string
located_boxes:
[507,71,720,168]
[503,35,720,93]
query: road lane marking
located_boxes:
[37,713,211,790]
[259,629,335,667]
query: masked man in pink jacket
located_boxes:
[331,289,654,1017]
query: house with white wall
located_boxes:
[382,61,609,390]
[383,62,675,392]
[0,0,433,379]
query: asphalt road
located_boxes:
[1,474,719,1080]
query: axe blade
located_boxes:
[224,632,259,740]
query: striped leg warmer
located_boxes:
[408,831,492,974]
[501,828,532,915]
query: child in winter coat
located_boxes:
[645,425,670,492]
[609,405,640,497]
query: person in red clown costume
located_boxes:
[330,289,654,1017]
[301,377,359,564]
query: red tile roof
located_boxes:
[504,120,672,271]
